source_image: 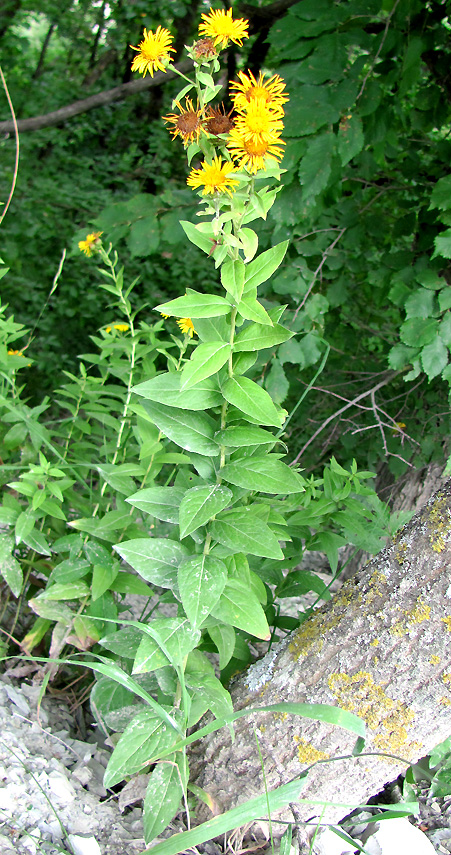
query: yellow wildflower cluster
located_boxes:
[105,324,130,333]
[129,9,288,194]
[78,232,103,256]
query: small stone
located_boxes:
[67,833,102,855]
[430,801,442,814]
[4,685,30,715]
[47,770,76,803]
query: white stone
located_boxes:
[47,770,76,803]
[312,826,356,854]
[4,685,30,714]
[67,833,102,855]
[363,818,436,855]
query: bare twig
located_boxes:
[0,65,19,225]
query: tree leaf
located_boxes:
[133,373,222,410]
[421,336,448,380]
[104,708,180,788]
[299,131,335,198]
[114,538,189,589]
[180,342,231,389]
[222,376,282,427]
[265,359,289,405]
[140,401,219,456]
[210,511,284,559]
[179,485,233,539]
[234,322,293,352]
[178,555,227,628]
[337,115,364,166]
[156,291,230,318]
[399,318,438,347]
[126,487,185,524]
[211,581,270,639]
[220,455,305,494]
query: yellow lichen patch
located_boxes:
[370,639,379,647]
[294,736,329,765]
[328,671,420,758]
[442,673,451,684]
[272,711,288,722]
[395,542,408,564]
[426,496,451,553]
[441,617,451,632]
[439,696,451,706]
[430,655,441,665]
[389,597,431,637]
[288,611,341,659]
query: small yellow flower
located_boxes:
[198,8,249,50]
[177,318,196,338]
[163,98,207,145]
[230,71,289,113]
[232,98,284,145]
[160,312,170,320]
[187,155,239,196]
[78,231,103,256]
[227,130,285,174]
[7,349,24,356]
[105,323,130,333]
[391,422,406,435]
[130,26,175,77]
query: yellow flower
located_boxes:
[198,8,249,50]
[78,231,103,256]
[187,155,239,196]
[163,98,207,145]
[226,130,285,174]
[232,98,284,145]
[160,312,170,319]
[130,26,175,77]
[8,349,24,356]
[177,317,196,338]
[105,323,130,333]
[230,70,289,113]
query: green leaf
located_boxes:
[185,672,233,719]
[243,241,289,291]
[299,132,335,198]
[399,318,438,347]
[237,293,273,325]
[421,336,448,380]
[265,359,289,405]
[337,115,364,166]
[180,342,231,389]
[211,581,270,639]
[180,220,214,253]
[29,598,74,624]
[126,487,185,524]
[133,373,222,410]
[222,377,282,427]
[132,618,201,673]
[208,624,236,669]
[110,573,154,597]
[140,401,219,456]
[434,230,451,259]
[128,215,160,257]
[92,564,119,601]
[239,227,259,261]
[221,259,245,302]
[22,528,51,556]
[439,290,451,312]
[215,427,276,447]
[179,485,233,539]
[97,463,144,496]
[104,708,180,788]
[69,510,134,542]
[210,511,284,559]
[234,322,293,352]
[0,532,23,597]
[143,754,186,844]
[15,511,35,545]
[35,581,90,600]
[220,455,305,494]
[440,314,451,346]
[178,555,227,628]
[114,539,189,588]
[430,176,451,211]
[156,291,230,319]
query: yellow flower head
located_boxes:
[78,231,103,256]
[177,317,196,338]
[232,98,284,145]
[130,26,175,77]
[163,98,207,145]
[198,8,249,50]
[7,349,24,356]
[160,312,170,319]
[105,323,130,333]
[227,130,285,174]
[230,70,289,113]
[187,155,239,196]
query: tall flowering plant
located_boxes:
[97,10,373,846]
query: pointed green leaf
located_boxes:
[143,754,187,844]
[126,487,185,524]
[35,581,90,600]
[211,581,270,639]
[178,555,227,628]
[215,426,276,447]
[243,241,289,291]
[0,532,23,597]
[92,564,119,601]
[181,342,231,389]
[141,401,219,456]
[179,485,233,539]
[104,708,180,788]
[220,455,305,494]
[133,618,201,672]
[221,259,245,302]
[133,373,222,410]
[421,336,448,380]
[180,220,214,253]
[222,376,282,427]
[156,291,230,319]
[234,322,293,352]
[210,511,284,559]
[208,623,236,669]
[237,291,273,325]
[114,538,189,588]
[186,672,233,719]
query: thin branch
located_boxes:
[292,229,346,322]
[355,0,401,103]
[0,65,19,226]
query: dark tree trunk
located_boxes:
[32,21,56,80]
[190,480,451,839]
